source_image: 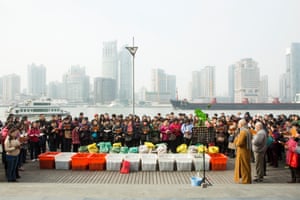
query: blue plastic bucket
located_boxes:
[191,176,202,186]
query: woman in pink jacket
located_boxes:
[285,134,300,183]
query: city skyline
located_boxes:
[1,0,300,98]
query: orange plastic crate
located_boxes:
[38,152,61,169]
[209,153,228,170]
[89,153,106,171]
[71,153,91,170]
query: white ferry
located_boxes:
[5,98,70,118]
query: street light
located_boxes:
[125,37,138,116]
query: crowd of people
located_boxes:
[0,111,299,183]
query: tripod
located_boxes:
[192,126,215,187]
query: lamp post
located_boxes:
[125,37,138,116]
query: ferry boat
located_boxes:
[5,98,70,118]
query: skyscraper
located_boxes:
[234,58,260,103]
[286,43,300,102]
[259,75,268,103]
[152,68,167,93]
[166,75,177,99]
[279,73,289,102]
[118,45,132,103]
[27,63,46,97]
[47,81,63,99]
[62,66,90,103]
[94,77,116,104]
[1,74,21,104]
[228,65,235,102]
[191,66,215,101]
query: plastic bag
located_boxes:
[78,145,88,153]
[208,146,219,154]
[188,145,198,154]
[128,147,138,153]
[120,146,129,154]
[113,142,122,148]
[197,145,207,153]
[156,143,168,154]
[110,146,121,153]
[176,144,187,153]
[88,143,99,153]
[144,142,155,149]
[139,145,149,153]
[98,142,112,153]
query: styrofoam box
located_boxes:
[55,153,76,170]
[176,158,193,171]
[124,154,141,172]
[106,154,124,171]
[140,154,157,171]
[193,154,211,171]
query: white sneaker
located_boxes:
[31,159,36,162]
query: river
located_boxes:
[1,105,300,121]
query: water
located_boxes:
[1,105,300,121]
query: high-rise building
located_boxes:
[191,66,215,101]
[94,77,116,104]
[200,66,215,98]
[1,74,21,104]
[27,63,46,97]
[285,43,300,102]
[259,75,268,103]
[47,81,63,99]
[151,68,167,93]
[234,58,260,103]
[118,45,132,103]
[279,73,289,102]
[149,68,176,103]
[62,66,90,103]
[228,65,235,102]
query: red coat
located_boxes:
[286,138,299,168]
[28,128,40,142]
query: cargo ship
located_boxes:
[170,98,300,110]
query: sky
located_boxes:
[0,0,300,98]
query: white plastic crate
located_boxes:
[106,154,124,171]
[55,153,75,170]
[124,154,140,172]
[158,158,175,171]
[193,154,211,171]
[176,158,193,171]
[141,154,157,171]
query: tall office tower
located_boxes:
[102,41,118,97]
[94,77,116,104]
[234,58,260,103]
[27,63,46,97]
[47,81,63,99]
[118,45,132,103]
[228,65,235,103]
[152,68,167,93]
[259,75,268,103]
[279,73,289,102]
[200,66,215,98]
[191,71,201,100]
[191,66,215,101]
[166,75,177,99]
[2,74,21,104]
[62,65,90,103]
[286,43,300,102]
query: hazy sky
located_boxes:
[1,0,300,98]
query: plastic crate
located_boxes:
[193,154,211,171]
[106,154,124,171]
[124,154,140,172]
[140,154,157,171]
[55,153,76,170]
[209,153,228,170]
[176,158,193,171]
[38,152,61,169]
[71,153,91,170]
[88,153,106,171]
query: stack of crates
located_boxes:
[55,152,76,170]
[106,154,124,171]
[209,153,228,170]
[88,153,106,171]
[124,154,140,172]
[140,154,157,171]
[193,153,211,171]
[39,152,61,169]
[174,154,193,171]
[71,153,91,170]
[158,154,175,171]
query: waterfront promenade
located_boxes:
[0,156,300,199]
